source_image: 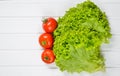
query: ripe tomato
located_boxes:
[39,33,53,49]
[41,49,55,64]
[42,17,57,33]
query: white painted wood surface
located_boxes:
[0,0,120,76]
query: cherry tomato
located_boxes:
[42,17,57,33]
[41,49,55,64]
[39,33,53,49]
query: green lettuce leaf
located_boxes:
[53,0,112,73]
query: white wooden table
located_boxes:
[0,0,120,76]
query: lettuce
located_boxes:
[53,0,112,73]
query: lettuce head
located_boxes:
[53,0,112,73]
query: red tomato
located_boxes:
[41,49,55,64]
[42,17,57,33]
[39,33,53,49]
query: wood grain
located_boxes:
[0,17,119,34]
[0,50,119,68]
[0,34,119,50]
[0,2,119,17]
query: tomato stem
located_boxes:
[44,56,49,60]
[41,41,46,45]
[42,18,48,23]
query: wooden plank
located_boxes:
[0,2,119,17]
[0,34,41,50]
[1,0,120,3]
[64,68,120,76]
[104,52,120,68]
[0,17,118,34]
[0,34,115,50]
[106,68,120,76]
[0,2,73,17]
[0,50,44,66]
[0,50,119,67]
[109,18,120,34]
[0,34,119,50]
[0,66,63,76]
[0,50,57,69]
[0,66,119,76]
[101,35,120,50]
[0,17,59,34]
[0,17,44,34]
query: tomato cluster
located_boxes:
[39,17,57,64]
